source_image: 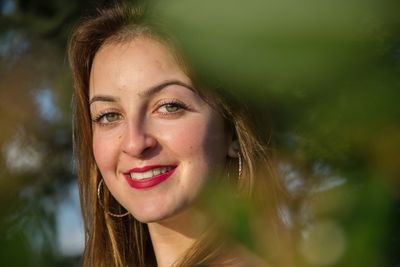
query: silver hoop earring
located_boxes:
[97,178,130,218]
[238,152,243,180]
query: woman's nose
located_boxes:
[121,121,157,158]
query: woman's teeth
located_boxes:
[129,167,173,180]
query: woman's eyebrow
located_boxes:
[140,80,195,98]
[89,95,120,105]
[89,80,195,105]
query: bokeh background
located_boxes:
[0,0,399,266]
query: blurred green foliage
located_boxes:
[0,0,91,265]
[0,0,399,266]
[154,0,400,266]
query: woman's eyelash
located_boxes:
[92,112,107,122]
[156,99,190,113]
[91,111,121,124]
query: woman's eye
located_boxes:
[103,113,120,122]
[93,112,122,124]
[157,101,187,114]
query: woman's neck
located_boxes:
[147,208,207,267]
[147,209,269,267]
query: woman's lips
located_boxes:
[124,165,177,189]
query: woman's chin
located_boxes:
[130,208,179,224]
[130,204,191,225]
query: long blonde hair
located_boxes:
[68,1,290,266]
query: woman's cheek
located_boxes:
[92,133,117,173]
[160,120,206,156]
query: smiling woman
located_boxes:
[68,1,291,267]
[90,38,230,225]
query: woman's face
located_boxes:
[89,37,233,223]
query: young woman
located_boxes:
[68,1,291,266]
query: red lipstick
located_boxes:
[124,165,176,189]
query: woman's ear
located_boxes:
[228,139,240,158]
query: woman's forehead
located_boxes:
[89,37,191,97]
